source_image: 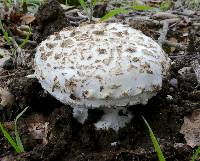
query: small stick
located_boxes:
[13,36,37,46]
[163,40,186,50]
[9,37,26,66]
[65,14,87,21]
[158,21,169,46]
[191,60,200,87]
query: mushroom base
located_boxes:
[73,106,133,131]
[73,106,88,124]
[94,107,133,131]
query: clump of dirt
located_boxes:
[33,0,70,43]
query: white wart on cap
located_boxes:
[34,23,171,131]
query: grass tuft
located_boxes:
[0,106,29,153]
[142,116,166,161]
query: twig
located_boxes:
[171,11,196,17]
[65,14,87,21]
[163,40,186,51]
[191,60,200,86]
[77,11,89,19]
[9,37,26,66]
[128,16,160,26]
[13,36,37,46]
[193,22,200,26]
[152,12,178,20]
[0,73,16,79]
[160,18,181,26]
[69,21,80,26]
[158,21,169,46]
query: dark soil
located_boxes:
[0,1,200,161]
[32,0,70,43]
[1,57,198,161]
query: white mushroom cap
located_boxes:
[34,23,170,108]
[34,23,170,130]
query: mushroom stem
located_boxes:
[94,107,133,131]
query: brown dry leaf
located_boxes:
[180,110,200,148]
[21,14,35,24]
[168,37,177,52]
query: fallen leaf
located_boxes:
[180,110,200,148]
[21,14,35,24]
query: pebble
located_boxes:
[111,141,119,146]
[3,58,14,70]
[178,67,192,76]
[169,78,178,88]
[166,95,173,100]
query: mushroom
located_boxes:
[33,23,171,131]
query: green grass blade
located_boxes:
[101,8,130,21]
[0,19,12,48]
[142,117,166,161]
[26,0,42,5]
[132,5,154,11]
[19,30,31,49]
[191,146,200,161]
[79,0,88,15]
[14,106,29,152]
[0,19,5,33]
[93,0,97,6]
[160,0,172,11]
[0,122,21,153]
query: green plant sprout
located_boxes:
[192,146,200,161]
[78,0,172,22]
[160,0,172,11]
[101,8,130,21]
[143,116,200,161]
[78,0,97,22]
[0,19,12,48]
[0,106,29,153]
[142,116,166,161]
[132,5,155,11]
[77,0,155,21]
[0,19,31,56]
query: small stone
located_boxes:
[166,95,173,100]
[3,58,14,70]
[174,143,185,149]
[178,67,192,76]
[111,141,119,146]
[169,78,178,88]
[0,56,11,68]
